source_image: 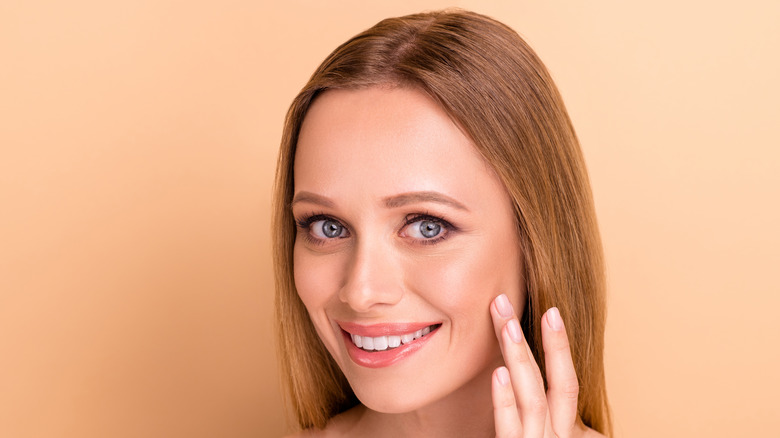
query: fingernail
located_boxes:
[496,366,510,386]
[547,307,563,331]
[507,319,522,343]
[495,294,513,318]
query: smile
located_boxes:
[348,324,439,352]
[337,321,442,368]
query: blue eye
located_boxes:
[295,214,350,245]
[311,219,346,239]
[419,220,442,238]
[404,217,445,239]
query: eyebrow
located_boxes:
[291,191,336,208]
[291,190,469,212]
[384,191,469,211]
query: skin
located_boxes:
[289,86,604,438]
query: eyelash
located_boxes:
[295,213,338,247]
[293,212,456,246]
[402,213,453,246]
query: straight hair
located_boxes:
[273,9,611,436]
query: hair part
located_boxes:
[273,9,611,435]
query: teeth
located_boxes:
[349,325,437,352]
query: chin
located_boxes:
[337,365,439,413]
[344,363,468,415]
[353,384,438,414]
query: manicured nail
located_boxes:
[547,307,563,331]
[496,366,510,386]
[507,319,522,343]
[495,294,513,318]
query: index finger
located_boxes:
[490,294,549,437]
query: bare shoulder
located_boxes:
[282,406,365,438]
[582,426,607,438]
[282,425,332,438]
[283,430,320,438]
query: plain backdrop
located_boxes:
[1,1,778,437]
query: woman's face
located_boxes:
[292,86,524,413]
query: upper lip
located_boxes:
[336,321,440,337]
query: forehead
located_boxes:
[293,87,503,205]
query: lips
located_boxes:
[337,321,441,368]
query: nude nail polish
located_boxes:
[507,319,522,343]
[547,307,563,331]
[495,294,513,318]
[496,366,510,386]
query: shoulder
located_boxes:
[283,405,365,438]
[282,425,334,438]
[283,427,334,438]
[581,426,607,438]
[282,431,319,438]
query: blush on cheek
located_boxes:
[402,242,525,334]
[292,253,346,366]
[293,247,341,306]
[402,252,496,317]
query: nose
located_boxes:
[338,236,404,313]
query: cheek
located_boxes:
[292,246,352,365]
[293,245,343,319]
[404,237,523,322]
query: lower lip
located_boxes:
[342,326,440,369]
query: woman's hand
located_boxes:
[489,294,605,438]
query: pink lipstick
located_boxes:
[337,321,441,368]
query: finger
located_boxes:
[491,294,549,437]
[492,366,522,438]
[490,293,515,345]
[542,307,579,437]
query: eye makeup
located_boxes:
[400,213,457,246]
[293,211,458,247]
[294,213,349,247]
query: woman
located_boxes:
[273,9,611,437]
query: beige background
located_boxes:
[1,1,778,437]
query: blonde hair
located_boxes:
[273,9,611,436]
